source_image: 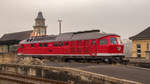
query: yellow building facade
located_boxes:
[131,40,150,59]
[130,27,150,59]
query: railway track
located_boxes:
[0,71,68,84]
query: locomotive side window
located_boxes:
[44,43,47,47]
[99,39,108,45]
[39,43,42,47]
[21,44,24,48]
[65,42,69,46]
[110,38,117,44]
[59,42,63,46]
[53,42,57,46]
[92,40,96,45]
[31,44,34,47]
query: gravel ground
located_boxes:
[45,62,150,84]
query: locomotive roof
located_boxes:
[20,30,119,44]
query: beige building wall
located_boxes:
[0,52,17,63]
[0,46,3,53]
[132,40,150,58]
[0,45,8,53]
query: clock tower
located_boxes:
[32,11,47,36]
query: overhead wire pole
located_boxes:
[58,17,62,35]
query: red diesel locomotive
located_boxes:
[18,30,124,63]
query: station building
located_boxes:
[0,30,32,53]
[0,11,47,54]
[129,27,150,59]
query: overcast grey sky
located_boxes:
[0,0,150,39]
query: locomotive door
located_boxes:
[70,41,75,54]
[83,40,90,54]
[90,40,97,56]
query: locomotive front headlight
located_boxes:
[117,46,121,51]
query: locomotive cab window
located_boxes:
[99,39,108,45]
[110,38,117,44]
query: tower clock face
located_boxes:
[36,20,44,26]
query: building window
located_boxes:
[137,50,141,53]
[137,44,141,49]
[137,54,141,58]
[99,39,108,45]
[92,40,96,45]
[136,44,141,58]
[31,44,34,47]
[39,43,42,47]
[147,43,149,51]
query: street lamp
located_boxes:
[58,17,62,35]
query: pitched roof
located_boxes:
[21,30,119,44]
[0,30,32,41]
[129,27,150,40]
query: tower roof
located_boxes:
[36,11,45,20]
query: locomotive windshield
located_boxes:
[110,37,117,44]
